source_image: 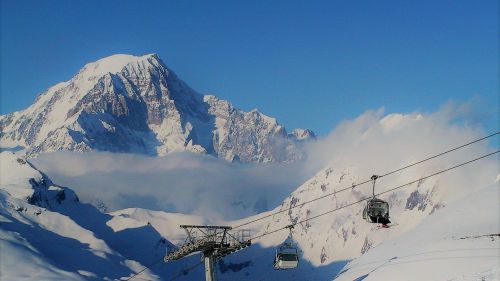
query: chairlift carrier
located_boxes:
[362,175,391,225]
[274,225,299,270]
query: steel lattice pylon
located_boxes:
[164,225,251,281]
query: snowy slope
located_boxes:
[1,151,498,281]
[237,164,496,265]
[105,167,498,281]
[0,151,192,280]
[334,183,500,281]
[125,175,497,281]
[0,54,314,162]
[108,208,208,245]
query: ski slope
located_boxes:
[334,183,500,281]
[0,151,192,280]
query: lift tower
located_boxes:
[164,225,251,281]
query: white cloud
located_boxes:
[32,151,311,220]
[304,102,498,203]
[32,101,499,221]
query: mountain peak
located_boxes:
[0,53,314,162]
[77,53,161,80]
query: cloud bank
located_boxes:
[33,151,311,220]
[304,101,498,203]
[32,101,499,220]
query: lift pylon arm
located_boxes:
[164,225,252,280]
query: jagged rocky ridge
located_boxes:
[0,54,314,162]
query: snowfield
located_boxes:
[333,183,500,281]
[0,151,185,280]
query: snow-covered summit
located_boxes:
[78,54,157,78]
[0,53,314,162]
[289,128,316,141]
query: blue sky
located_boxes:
[1,0,498,135]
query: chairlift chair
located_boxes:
[362,175,391,225]
[274,225,299,270]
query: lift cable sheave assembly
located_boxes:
[163,225,251,281]
[125,226,251,281]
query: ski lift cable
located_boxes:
[124,258,203,281]
[231,131,499,230]
[248,150,499,242]
[168,261,205,281]
[124,257,164,281]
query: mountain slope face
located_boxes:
[0,54,314,162]
[334,183,499,281]
[249,165,497,264]
[0,151,183,280]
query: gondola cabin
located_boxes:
[363,198,390,224]
[274,242,299,270]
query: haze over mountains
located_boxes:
[0,54,314,162]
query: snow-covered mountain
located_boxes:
[0,151,194,280]
[334,183,499,281]
[0,54,314,162]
